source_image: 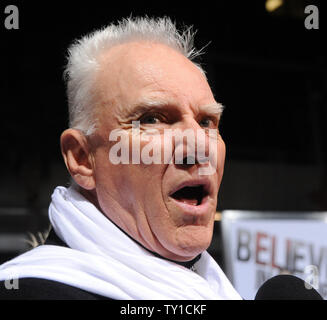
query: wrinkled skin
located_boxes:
[61,41,226,262]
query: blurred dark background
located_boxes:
[0,0,326,269]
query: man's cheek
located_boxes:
[217,142,226,182]
[126,128,164,165]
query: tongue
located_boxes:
[179,198,198,206]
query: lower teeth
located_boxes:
[181,199,198,206]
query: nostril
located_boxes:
[182,156,196,165]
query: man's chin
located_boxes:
[163,225,213,261]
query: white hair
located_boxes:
[64,16,207,136]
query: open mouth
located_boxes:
[170,184,209,206]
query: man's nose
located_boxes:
[173,120,210,167]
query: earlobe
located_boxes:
[60,129,96,190]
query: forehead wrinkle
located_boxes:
[117,95,176,118]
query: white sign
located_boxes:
[221,210,327,300]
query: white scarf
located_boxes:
[0,186,241,300]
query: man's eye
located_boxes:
[139,114,162,124]
[199,118,212,128]
[199,117,218,129]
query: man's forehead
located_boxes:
[97,42,188,98]
[98,40,205,84]
[98,41,182,69]
[96,41,220,117]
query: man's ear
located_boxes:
[60,129,96,190]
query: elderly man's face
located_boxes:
[90,42,226,261]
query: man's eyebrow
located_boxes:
[199,103,224,116]
[120,100,224,119]
[134,98,173,109]
[120,99,174,118]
